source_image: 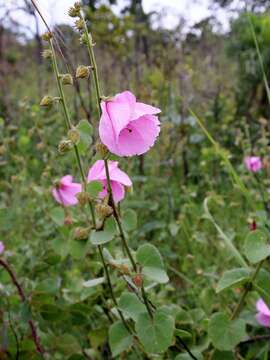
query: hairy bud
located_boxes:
[42,49,52,59]
[68,127,80,144]
[61,73,73,86]
[77,191,90,206]
[75,19,84,31]
[58,139,73,154]
[95,203,113,219]
[95,142,109,158]
[76,65,90,79]
[68,2,81,17]
[41,32,53,42]
[64,214,73,226]
[40,95,54,107]
[74,226,90,240]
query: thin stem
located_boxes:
[49,38,96,228]
[97,246,132,333]
[0,259,44,356]
[230,260,264,320]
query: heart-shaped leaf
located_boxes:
[109,321,133,357]
[244,230,270,264]
[216,268,250,293]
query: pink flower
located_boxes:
[99,90,161,157]
[244,156,262,172]
[87,160,132,203]
[52,175,82,206]
[256,299,270,327]
[0,241,4,255]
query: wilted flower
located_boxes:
[87,160,132,203]
[244,156,262,173]
[0,241,5,255]
[52,175,82,206]
[256,298,270,327]
[61,73,73,86]
[40,95,54,107]
[99,90,161,157]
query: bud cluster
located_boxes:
[68,2,81,18]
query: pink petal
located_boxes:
[99,103,119,155]
[117,115,160,156]
[132,102,161,120]
[87,160,119,182]
[105,91,136,138]
[244,156,262,172]
[256,312,270,327]
[110,166,132,186]
[0,241,5,255]
[61,175,73,185]
[256,299,270,316]
[111,181,125,203]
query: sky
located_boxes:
[1,0,232,36]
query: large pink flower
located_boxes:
[99,90,161,157]
[87,160,132,203]
[256,298,270,327]
[244,156,262,173]
[52,175,82,206]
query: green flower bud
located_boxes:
[76,65,90,79]
[75,19,84,31]
[58,139,73,154]
[61,73,73,86]
[42,49,52,59]
[41,32,53,42]
[68,127,80,144]
[95,203,113,219]
[74,226,90,240]
[95,142,109,158]
[40,95,53,107]
[77,191,90,206]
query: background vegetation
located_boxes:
[1,0,270,359]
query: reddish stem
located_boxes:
[0,258,43,355]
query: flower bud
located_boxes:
[41,32,53,42]
[75,19,84,31]
[68,2,81,17]
[132,274,143,288]
[95,142,109,158]
[61,73,73,86]
[64,214,73,226]
[40,95,54,107]
[74,226,90,240]
[76,65,90,79]
[58,139,73,154]
[77,191,90,206]
[42,49,52,59]
[68,127,80,144]
[95,203,113,219]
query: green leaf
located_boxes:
[40,304,66,322]
[87,181,103,198]
[54,334,81,355]
[77,119,93,154]
[122,209,137,231]
[175,351,203,360]
[216,268,250,293]
[254,269,270,308]
[50,207,65,226]
[244,230,270,264]
[136,243,169,284]
[175,329,192,339]
[212,350,235,360]
[109,321,133,357]
[208,312,246,351]
[135,308,174,354]
[90,217,117,245]
[35,277,61,295]
[118,292,146,321]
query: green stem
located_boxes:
[80,17,153,319]
[49,39,96,228]
[230,260,264,320]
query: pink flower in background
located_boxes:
[0,241,4,255]
[87,160,132,203]
[99,90,161,157]
[52,175,82,206]
[256,299,270,327]
[244,156,262,173]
